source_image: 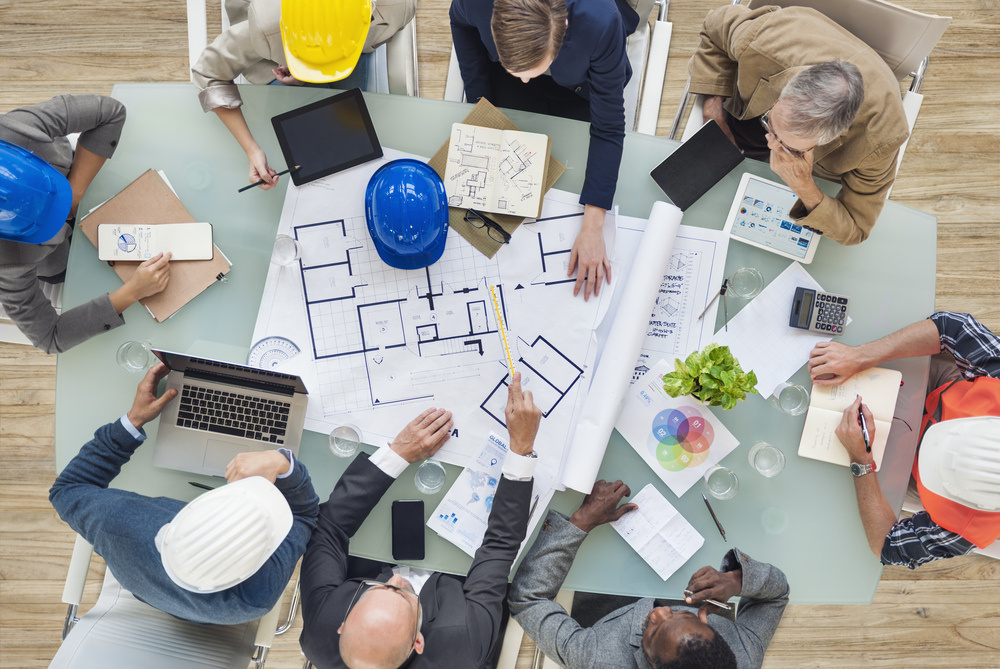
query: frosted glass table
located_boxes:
[57,83,936,603]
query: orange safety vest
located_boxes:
[914,376,1000,548]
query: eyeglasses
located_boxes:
[464,209,511,244]
[342,580,421,649]
[760,108,809,159]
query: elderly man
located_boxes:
[48,364,319,624]
[689,4,909,245]
[509,480,789,669]
[299,372,542,668]
[810,312,1000,568]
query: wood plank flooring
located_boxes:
[1,0,997,667]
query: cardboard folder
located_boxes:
[78,170,231,322]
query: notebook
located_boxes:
[798,367,903,468]
[649,120,744,211]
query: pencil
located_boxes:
[490,285,516,375]
[238,165,300,193]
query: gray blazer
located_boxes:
[0,95,126,353]
[510,512,790,669]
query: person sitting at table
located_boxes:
[0,94,171,354]
[298,372,541,669]
[689,4,909,246]
[450,0,639,301]
[509,479,790,669]
[809,311,1000,568]
[191,0,416,192]
[48,363,319,624]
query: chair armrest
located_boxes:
[385,21,419,97]
[186,0,208,84]
[254,594,284,649]
[636,17,672,135]
[61,535,94,607]
[444,47,466,102]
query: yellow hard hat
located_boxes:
[280,0,372,83]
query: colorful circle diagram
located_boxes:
[647,406,714,472]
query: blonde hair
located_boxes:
[491,0,567,73]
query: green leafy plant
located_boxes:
[661,343,758,410]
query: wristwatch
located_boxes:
[850,461,877,477]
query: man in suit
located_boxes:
[299,372,542,668]
[510,480,789,669]
[689,4,909,246]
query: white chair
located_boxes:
[444,0,673,136]
[668,0,951,181]
[50,534,289,669]
[185,0,419,95]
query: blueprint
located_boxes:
[443,124,547,217]
[252,149,617,485]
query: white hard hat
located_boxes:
[156,476,293,593]
[919,416,1000,512]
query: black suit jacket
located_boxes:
[300,453,532,668]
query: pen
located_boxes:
[684,589,733,611]
[698,279,729,334]
[857,395,871,453]
[702,493,727,542]
[238,165,300,193]
[188,481,216,491]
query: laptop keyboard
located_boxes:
[176,385,291,445]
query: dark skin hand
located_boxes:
[569,479,638,533]
[684,565,743,623]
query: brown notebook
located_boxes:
[78,170,232,322]
[428,99,566,258]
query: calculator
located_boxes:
[789,287,849,334]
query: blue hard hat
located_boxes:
[365,159,449,270]
[0,138,72,244]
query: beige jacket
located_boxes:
[688,5,910,245]
[192,0,416,112]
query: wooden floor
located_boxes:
[1,1,997,667]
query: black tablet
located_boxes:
[271,88,383,186]
[649,120,744,211]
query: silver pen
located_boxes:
[684,589,732,611]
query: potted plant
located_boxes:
[661,343,758,410]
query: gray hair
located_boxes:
[777,61,864,145]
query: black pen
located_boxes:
[698,279,729,333]
[188,481,216,491]
[702,493,727,542]
[238,165,300,193]
[857,395,871,453]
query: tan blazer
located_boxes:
[688,5,909,245]
[192,0,417,112]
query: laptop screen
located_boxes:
[153,350,308,396]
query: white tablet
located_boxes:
[722,173,820,264]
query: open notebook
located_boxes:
[798,367,903,467]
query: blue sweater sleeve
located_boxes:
[450,0,496,103]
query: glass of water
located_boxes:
[748,442,786,477]
[772,382,810,416]
[116,340,152,373]
[272,234,302,266]
[729,267,764,299]
[414,460,447,495]
[329,425,363,458]
[704,465,739,500]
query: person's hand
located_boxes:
[835,396,875,464]
[702,95,739,148]
[126,362,177,430]
[568,479,637,533]
[248,147,279,190]
[808,341,866,385]
[505,372,542,455]
[390,407,454,463]
[271,66,304,86]
[684,566,743,623]
[125,251,171,300]
[766,135,824,211]
[225,450,291,483]
[568,205,611,302]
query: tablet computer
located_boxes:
[271,88,383,186]
[722,172,820,264]
[649,120,744,211]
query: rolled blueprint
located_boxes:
[562,201,683,493]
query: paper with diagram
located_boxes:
[611,484,704,581]
[444,123,549,218]
[251,148,620,490]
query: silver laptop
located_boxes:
[151,349,309,476]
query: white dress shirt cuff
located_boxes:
[502,451,537,481]
[119,414,145,441]
[370,445,409,479]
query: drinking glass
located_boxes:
[329,425,363,458]
[748,442,786,477]
[116,340,152,373]
[704,465,739,500]
[414,460,447,495]
[272,234,302,266]
[729,267,763,299]
[772,382,809,416]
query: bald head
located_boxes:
[339,580,423,669]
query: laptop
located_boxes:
[649,120,745,211]
[151,349,309,476]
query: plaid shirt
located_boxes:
[879,312,999,568]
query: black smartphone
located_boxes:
[391,499,425,561]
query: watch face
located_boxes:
[851,462,865,476]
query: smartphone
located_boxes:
[391,499,425,561]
